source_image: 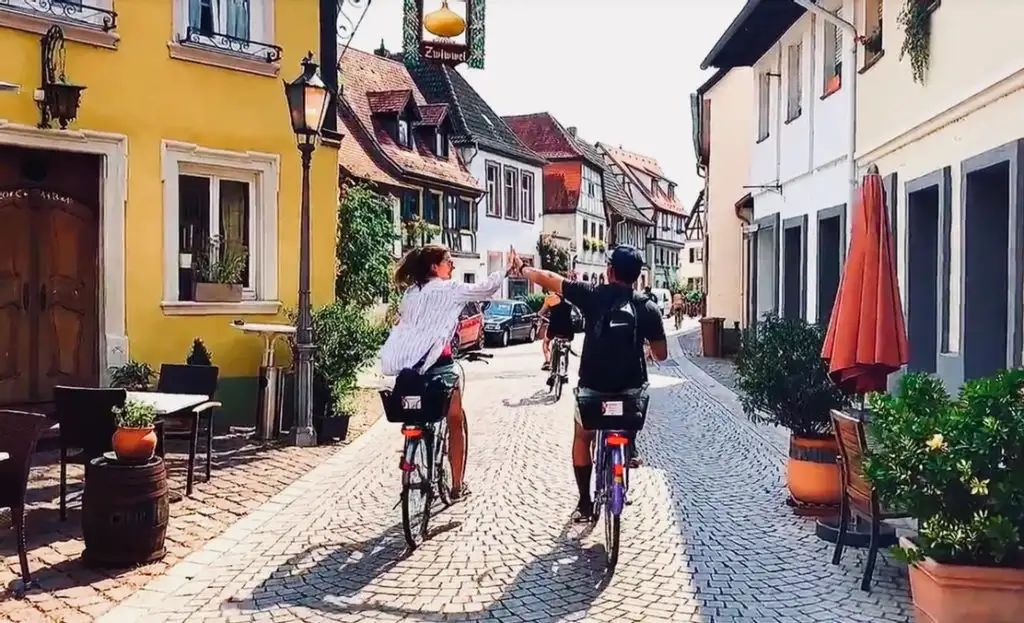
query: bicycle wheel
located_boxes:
[435,418,453,506]
[401,437,433,549]
[604,448,623,569]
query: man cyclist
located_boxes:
[512,245,667,521]
[539,289,574,374]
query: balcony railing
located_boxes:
[178,26,283,63]
[0,0,117,30]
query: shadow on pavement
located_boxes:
[501,389,557,408]
[233,515,611,621]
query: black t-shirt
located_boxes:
[547,298,574,336]
[562,281,666,392]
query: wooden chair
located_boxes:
[53,387,126,521]
[0,410,53,597]
[156,364,221,496]
[831,409,911,591]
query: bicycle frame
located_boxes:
[593,429,630,516]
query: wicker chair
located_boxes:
[0,410,54,597]
[53,386,126,522]
[831,409,911,591]
[156,364,221,496]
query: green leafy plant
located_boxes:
[192,236,248,284]
[402,216,441,248]
[336,182,399,308]
[524,293,546,313]
[898,0,933,83]
[109,360,156,391]
[186,337,213,366]
[735,313,849,438]
[684,289,705,304]
[862,26,883,54]
[113,399,157,429]
[288,301,387,417]
[865,370,1024,567]
[537,234,570,274]
[582,237,593,251]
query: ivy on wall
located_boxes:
[897,0,934,83]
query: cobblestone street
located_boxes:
[100,330,912,622]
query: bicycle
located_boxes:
[575,388,649,569]
[547,336,573,401]
[381,350,492,549]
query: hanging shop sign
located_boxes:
[403,0,485,68]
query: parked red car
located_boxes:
[451,302,485,352]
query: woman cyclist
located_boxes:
[380,244,518,500]
[539,289,575,373]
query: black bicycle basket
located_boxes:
[380,368,453,424]
[574,389,649,431]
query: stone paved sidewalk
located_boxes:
[0,390,381,622]
[98,334,911,622]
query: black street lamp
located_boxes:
[283,52,331,446]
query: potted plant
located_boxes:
[186,337,213,366]
[192,236,247,303]
[865,370,1024,622]
[112,399,159,461]
[109,360,156,391]
[735,313,850,505]
[582,237,592,251]
[537,234,570,274]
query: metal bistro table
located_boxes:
[126,391,208,502]
[232,322,296,440]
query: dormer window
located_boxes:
[435,128,449,158]
[668,183,676,199]
[398,118,411,148]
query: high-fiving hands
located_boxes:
[508,246,525,275]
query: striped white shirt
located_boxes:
[380,271,505,375]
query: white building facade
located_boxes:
[702,0,854,325]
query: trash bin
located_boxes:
[700,317,724,358]
[255,365,284,441]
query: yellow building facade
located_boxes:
[0,1,338,420]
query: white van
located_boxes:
[650,288,672,317]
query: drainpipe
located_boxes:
[791,0,859,215]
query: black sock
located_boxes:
[573,465,592,509]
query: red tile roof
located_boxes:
[416,103,448,126]
[366,89,414,114]
[599,143,685,215]
[338,48,480,194]
[337,111,412,190]
[503,113,582,161]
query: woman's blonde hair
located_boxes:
[394,244,448,289]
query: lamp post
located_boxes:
[283,52,331,446]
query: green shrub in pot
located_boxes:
[865,370,1024,566]
[735,313,849,437]
[735,313,849,505]
[109,360,156,391]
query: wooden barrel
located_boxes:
[82,455,169,567]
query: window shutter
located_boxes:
[833,21,842,68]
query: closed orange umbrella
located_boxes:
[821,167,908,394]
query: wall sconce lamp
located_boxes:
[38,26,86,129]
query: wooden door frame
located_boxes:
[0,121,128,382]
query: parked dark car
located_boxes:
[483,300,538,347]
[451,302,484,353]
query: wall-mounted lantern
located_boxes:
[38,26,86,130]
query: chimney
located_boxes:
[567,126,577,137]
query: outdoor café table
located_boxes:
[125,391,208,501]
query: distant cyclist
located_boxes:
[381,244,518,500]
[539,289,574,372]
[512,245,667,521]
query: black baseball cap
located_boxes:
[605,244,645,282]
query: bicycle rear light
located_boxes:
[606,434,629,446]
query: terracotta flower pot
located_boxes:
[902,537,1024,623]
[786,435,841,505]
[112,427,158,462]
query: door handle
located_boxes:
[22,283,29,310]
[39,284,47,311]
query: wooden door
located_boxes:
[35,196,99,402]
[0,194,34,404]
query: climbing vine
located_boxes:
[897,0,933,83]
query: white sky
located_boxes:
[348,0,745,207]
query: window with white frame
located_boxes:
[3,0,117,30]
[398,118,411,148]
[184,0,264,40]
[162,141,279,307]
[520,171,535,222]
[485,161,501,217]
[823,14,842,93]
[503,166,519,219]
[757,71,771,141]
[786,42,803,121]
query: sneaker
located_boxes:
[541,362,551,371]
[572,501,594,523]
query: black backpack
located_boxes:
[588,291,644,390]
